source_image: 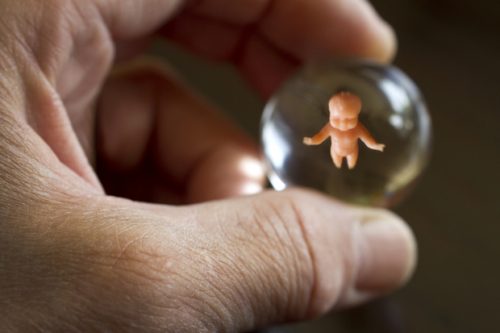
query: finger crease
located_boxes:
[290,200,318,318]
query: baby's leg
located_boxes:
[347,147,359,169]
[330,149,343,168]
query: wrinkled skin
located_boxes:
[0,0,416,332]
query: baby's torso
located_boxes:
[330,127,359,155]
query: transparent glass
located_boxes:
[261,59,432,207]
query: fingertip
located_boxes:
[369,20,398,63]
[356,210,417,294]
[330,210,416,309]
[186,144,266,202]
[98,74,156,171]
[353,1,398,63]
[257,0,398,64]
[388,212,418,285]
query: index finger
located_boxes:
[96,0,395,95]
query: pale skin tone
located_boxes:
[0,0,416,332]
[304,92,385,169]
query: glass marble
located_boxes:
[261,59,432,207]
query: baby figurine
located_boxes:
[303,92,385,169]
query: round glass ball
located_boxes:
[261,59,432,207]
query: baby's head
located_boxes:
[328,92,362,131]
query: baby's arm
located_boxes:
[303,124,331,145]
[358,124,385,151]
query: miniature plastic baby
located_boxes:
[303,92,385,169]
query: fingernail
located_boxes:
[355,212,417,293]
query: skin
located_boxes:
[0,0,415,332]
[304,92,385,169]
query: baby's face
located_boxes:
[328,97,361,131]
[329,112,358,131]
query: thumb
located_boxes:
[154,189,416,331]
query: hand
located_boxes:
[0,0,414,332]
[373,143,386,152]
[303,137,314,145]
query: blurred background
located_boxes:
[157,0,500,332]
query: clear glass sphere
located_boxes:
[261,59,432,207]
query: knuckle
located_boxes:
[160,191,323,328]
[261,189,360,317]
[243,190,318,317]
[251,190,313,268]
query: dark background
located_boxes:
[158,0,500,332]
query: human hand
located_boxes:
[0,0,414,332]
